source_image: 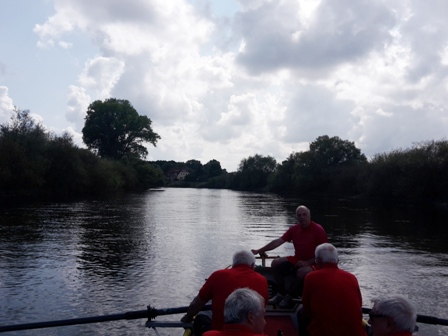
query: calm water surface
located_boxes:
[0,188,447,335]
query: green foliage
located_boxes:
[91,159,128,191]
[0,109,48,195]
[3,106,448,204]
[236,154,277,191]
[0,108,165,203]
[44,132,89,197]
[133,161,165,189]
[200,172,231,189]
[82,98,160,160]
[292,135,367,195]
[151,160,183,175]
[184,159,203,182]
[366,140,448,201]
[203,159,223,179]
[268,152,301,193]
[151,159,225,184]
[267,136,368,196]
[309,135,367,166]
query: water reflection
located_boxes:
[0,189,447,336]
[76,200,150,277]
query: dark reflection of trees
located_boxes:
[0,209,44,243]
[362,201,448,254]
[0,193,156,280]
[238,192,291,219]
[76,193,154,278]
[0,208,45,275]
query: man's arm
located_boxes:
[180,296,207,323]
[251,238,285,255]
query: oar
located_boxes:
[362,307,448,326]
[271,300,448,327]
[0,304,212,332]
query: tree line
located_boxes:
[151,137,448,204]
[2,98,448,204]
[0,102,165,203]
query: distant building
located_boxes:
[166,168,189,181]
[177,170,189,181]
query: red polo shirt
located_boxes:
[198,264,269,330]
[281,221,328,261]
[302,263,367,336]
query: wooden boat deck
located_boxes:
[256,256,302,335]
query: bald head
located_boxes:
[296,205,311,228]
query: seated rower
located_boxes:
[181,250,268,336]
[251,205,327,308]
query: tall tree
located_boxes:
[185,159,203,182]
[203,159,223,179]
[236,154,277,190]
[82,98,160,160]
[308,135,366,167]
[269,152,301,193]
[293,135,367,194]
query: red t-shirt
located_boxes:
[198,264,269,330]
[302,264,367,336]
[203,324,265,336]
[281,221,328,261]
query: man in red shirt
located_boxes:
[368,296,416,336]
[181,250,269,336]
[203,288,266,336]
[251,205,327,308]
[301,243,367,336]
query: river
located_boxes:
[0,188,447,335]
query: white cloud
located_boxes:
[33,7,75,47]
[63,125,85,148]
[78,56,125,99]
[29,112,44,125]
[220,93,256,126]
[59,41,72,49]
[234,0,396,75]
[0,86,14,123]
[2,0,448,171]
[66,85,91,127]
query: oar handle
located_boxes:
[149,304,212,318]
[362,307,448,326]
[415,314,448,326]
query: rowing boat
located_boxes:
[1,255,447,335]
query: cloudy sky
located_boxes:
[1,0,448,172]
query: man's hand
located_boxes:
[181,296,206,324]
[181,314,192,323]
